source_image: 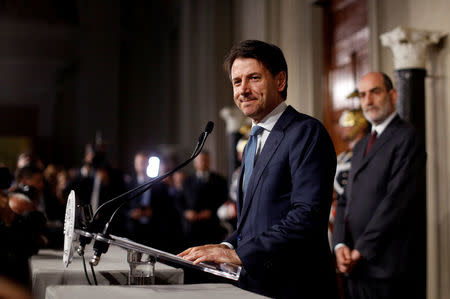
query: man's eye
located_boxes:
[251,76,260,80]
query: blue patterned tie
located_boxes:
[243,125,264,193]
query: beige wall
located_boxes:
[374,1,450,298]
[231,0,324,120]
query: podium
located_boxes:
[64,190,241,283]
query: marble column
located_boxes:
[380,26,446,139]
[381,26,448,299]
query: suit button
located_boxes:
[237,234,242,241]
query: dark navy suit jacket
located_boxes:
[225,106,338,299]
[334,116,426,286]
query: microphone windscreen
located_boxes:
[205,121,214,134]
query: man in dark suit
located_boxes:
[179,151,228,247]
[123,152,153,243]
[179,40,338,298]
[333,72,426,299]
[124,152,183,252]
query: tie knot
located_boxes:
[250,125,264,137]
[371,130,378,138]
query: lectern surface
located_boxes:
[45,284,269,299]
[31,246,183,299]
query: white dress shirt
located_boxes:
[252,101,288,160]
[370,111,397,137]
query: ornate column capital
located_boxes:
[380,26,447,69]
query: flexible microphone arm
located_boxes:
[89,121,214,265]
[90,121,214,228]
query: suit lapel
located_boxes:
[351,116,401,179]
[236,167,244,220]
[345,116,402,217]
[237,106,295,230]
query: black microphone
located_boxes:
[205,121,214,134]
[90,121,214,266]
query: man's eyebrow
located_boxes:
[359,86,382,94]
[232,72,261,81]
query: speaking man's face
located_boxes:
[231,58,286,123]
[358,73,397,126]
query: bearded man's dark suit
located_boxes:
[224,106,339,299]
[333,115,426,298]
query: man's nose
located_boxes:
[240,80,251,96]
[362,94,373,106]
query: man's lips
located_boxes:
[364,107,378,112]
[240,98,257,103]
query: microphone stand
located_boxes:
[88,121,214,266]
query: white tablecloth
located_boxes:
[31,246,184,299]
[45,284,268,299]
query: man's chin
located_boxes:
[241,107,257,117]
[363,112,378,124]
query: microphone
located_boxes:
[90,121,214,266]
[205,121,214,134]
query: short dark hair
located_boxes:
[223,40,288,100]
[381,72,394,91]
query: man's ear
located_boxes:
[276,71,287,92]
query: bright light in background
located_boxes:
[331,69,356,110]
[146,156,160,178]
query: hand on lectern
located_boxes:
[178,244,242,266]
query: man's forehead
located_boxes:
[231,58,264,76]
[358,74,384,92]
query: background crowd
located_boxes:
[0,141,241,290]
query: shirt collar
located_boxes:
[252,102,288,133]
[371,112,397,136]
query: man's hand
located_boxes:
[336,246,362,274]
[335,245,352,273]
[178,244,242,265]
[350,249,361,264]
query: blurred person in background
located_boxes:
[330,109,369,245]
[148,156,184,253]
[15,165,65,248]
[1,180,46,287]
[217,138,247,235]
[64,144,126,235]
[124,152,182,252]
[180,151,228,247]
[123,152,152,242]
